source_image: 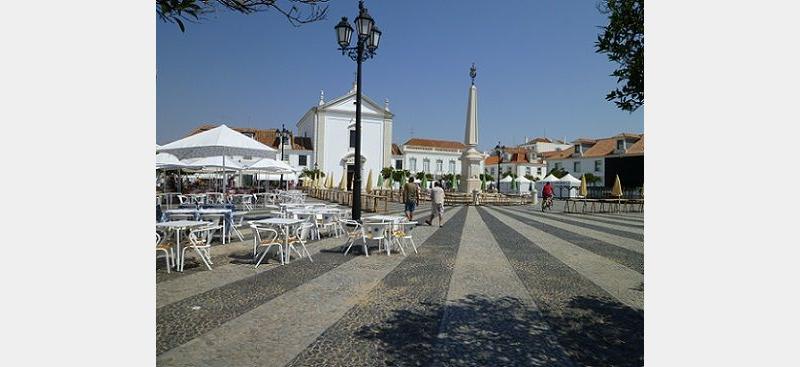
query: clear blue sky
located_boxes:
[157,0,643,150]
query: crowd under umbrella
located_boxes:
[243,157,297,190]
[157,124,277,195]
[156,152,191,192]
[183,156,244,193]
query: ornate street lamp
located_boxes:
[494,142,506,192]
[278,124,291,190]
[334,0,382,222]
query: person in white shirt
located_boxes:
[425,182,445,227]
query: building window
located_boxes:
[525,167,531,176]
[616,139,624,150]
[594,160,602,172]
[554,163,561,170]
[449,160,456,173]
[349,130,357,148]
[491,167,496,175]
[574,161,581,172]
[298,155,307,166]
[395,159,403,170]
[410,158,417,171]
[436,160,443,173]
[537,167,542,175]
[423,159,430,173]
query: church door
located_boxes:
[346,164,355,190]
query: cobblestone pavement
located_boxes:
[157,201,644,366]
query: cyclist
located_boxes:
[541,182,554,211]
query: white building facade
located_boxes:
[296,86,393,190]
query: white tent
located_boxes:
[535,174,563,197]
[559,173,582,185]
[499,175,529,194]
[517,176,533,193]
[541,174,560,182]
[157,124,276,192]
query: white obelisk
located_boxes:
[460,63,484,193]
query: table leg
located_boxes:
[175,229,182,272]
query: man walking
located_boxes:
[425,181,445,227]
[403,176,420,220]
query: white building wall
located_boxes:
[402,149,462,176]
[320,112,385,189]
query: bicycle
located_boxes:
[541,196,553,212]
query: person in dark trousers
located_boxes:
[402,176,420,221]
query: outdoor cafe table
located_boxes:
[162,208,233,244]
[252,217,305,264]
[155,220,210,272]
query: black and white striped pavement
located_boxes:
[156,201,644,366]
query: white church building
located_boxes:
[296,84,393,190]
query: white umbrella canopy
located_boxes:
[243,158,296,174]
[158,125,276,193]
[157,124,277,159]
[183,156,244,171]
[156,152,188,169]
[500,175,514,182]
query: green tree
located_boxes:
[157,0,329,32]
[381,166,394,179]
[582,173,602,186]
[480,173,494,182]
[524,174,537,181]
[415,172,425,181]
[547,167,568,178]
[299,167,324,178]
[596,0,643,112]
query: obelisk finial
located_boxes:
[470,63,477,85]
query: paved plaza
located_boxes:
[156,201,644,366]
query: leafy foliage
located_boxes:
[299,167,324,178]
[582,173,602,186]
[480,173,494,182]
[391,170,409,182]
[501,172,518,179]
[547,167,568,178]
[596,0,643,112]
[524,174,537,181]
[156,0,329,32]
[381,167,394,179]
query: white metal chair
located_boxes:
[296,213,320,240]
[363,221,392,256]
[392,221,418,255]
[229,211,248,242]
[250,222,284,267]
[286,222,315,262]
[318,213,342,238]
[199,213,226,244]
[155,232,174,273]
[241,195,255,211]
[182,225,222,271]
[340,219,368,257]
[177,195,189,205]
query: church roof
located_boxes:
[403,138,465,150]
[190,124,313,151]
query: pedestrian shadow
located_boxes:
[354,294,643,366]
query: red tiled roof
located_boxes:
[391,143,403,155]
[542,147,575,160]
[403,138,465,150]
[625,135,644,155]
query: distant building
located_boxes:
[484,147,548,181]
[518,136,572,157]
[544,133,644,187]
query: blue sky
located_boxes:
[157,0,643,150]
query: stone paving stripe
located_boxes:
[284,207,469,367]
[523,208,644,241]
[431,207,575,367]
[593,212,644,222]
[539,211,644,234]
[559,213,644,228]
[500,206,644,256]
[483,206,643,309]
[475,207,644,366]
[493,206,644,273]
[156,241,364,355]
[157,235,346,309]
[156,208,462,367]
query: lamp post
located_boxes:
[494,142,505,192]
[335,0,382,222]
[278,124,291,190]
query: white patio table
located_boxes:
[155,220,210,271]
[252,218,305,264]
